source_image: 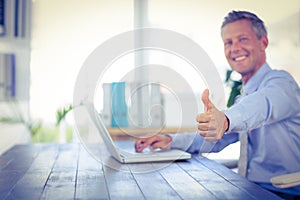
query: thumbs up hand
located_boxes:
[202,89,213,112]
[196,89,229,141]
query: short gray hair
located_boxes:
[221,10,267,39]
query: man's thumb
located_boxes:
[202,89,212,111]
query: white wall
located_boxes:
[0,0,297,157]
[267,11,300,84]
[147,0,300,82]
[30,0,300,125]
[30,0,134,123]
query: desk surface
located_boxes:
[0,143,281,200]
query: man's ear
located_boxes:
[261,35,269,50]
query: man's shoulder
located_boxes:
[264,68,296,82]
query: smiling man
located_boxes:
[135,11,300,199]
[222,14,268,85]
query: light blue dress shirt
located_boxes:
[171,63,300,195]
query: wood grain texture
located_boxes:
[0,143,282,200]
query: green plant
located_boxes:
[0,101,78,142]
[0,100,43,137]
[31,126,74,143]
[55,104,73,126]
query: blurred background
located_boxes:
[0,0,299,157]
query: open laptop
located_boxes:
[86,102,191,163]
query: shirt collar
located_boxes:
[243,63,271,95]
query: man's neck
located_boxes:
[242,61,265,85]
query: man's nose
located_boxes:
[230,41,241,52]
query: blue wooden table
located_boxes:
[0,143,282,199]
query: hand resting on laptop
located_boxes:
[135,135,172,153]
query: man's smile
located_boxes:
[232,55,247,61]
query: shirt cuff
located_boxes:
[224,106,243,132]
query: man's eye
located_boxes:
[240,37,248,42]
[225,41,232,46]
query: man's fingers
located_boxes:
[198,123,216,131]
[196,113,212,123]
[198,131,222,142]
[149,141,162,150]
[135,139,148,152]
[197,89,227,142]
[203,136,220,142]
[135,137,154,152]
[135,136,161,152]
[149,139,171,150]
[198,130,216,137]
[135,135,172,152]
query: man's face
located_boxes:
[221,20,268,79]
